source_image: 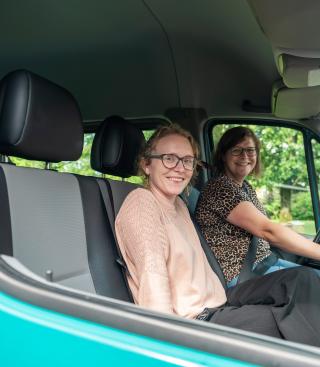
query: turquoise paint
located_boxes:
[0,292,256,367]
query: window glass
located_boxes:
[10,157,46,169]
[51,133,98,176]
[312,138,320,205]
[10,129,155,184]
[212,124,315,237]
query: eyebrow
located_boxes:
[233,145,256,148]
[156,152,195,156]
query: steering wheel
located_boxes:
[298,228,320,267]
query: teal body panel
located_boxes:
[0,292,255,366]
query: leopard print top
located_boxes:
[195,174,271,282]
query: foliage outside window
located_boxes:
[10,130,155,185]
[312,138,320,210]
[212,124,315,236]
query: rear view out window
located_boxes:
[10,130,154,184]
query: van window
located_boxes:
[311,138,320,207]
[211,124,315,237]
[10,129,154,184]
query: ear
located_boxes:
[141,158,150,175]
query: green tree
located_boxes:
[11,129,155,185]
[252,127,307,189]
[51,134,101,177]
[291,191,314,220]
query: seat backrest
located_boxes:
[0,70,131,301]
[181,186,200,215]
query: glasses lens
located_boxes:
[231,147,256,156]
[231,148,242,156]
[162,154,178,168]
[245,147,256,156]
[182,157,195,170]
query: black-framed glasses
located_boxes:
[230,147,257,157]
[147,153,197,170]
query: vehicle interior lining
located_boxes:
[0,0,279,123]
[2,1,320,130]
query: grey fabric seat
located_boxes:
[0,70,131,301]
[181,186,200,215]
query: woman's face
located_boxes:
[223,137,257,185]
[143,134,194,202]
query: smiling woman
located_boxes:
[196,126,320,287]
[142,136,195,201]
[138,124,200,200]
[222,138,258,186]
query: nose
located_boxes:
[240,150,250,157]
[174,159,185,171]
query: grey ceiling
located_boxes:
[0,1,295,121]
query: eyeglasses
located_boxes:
[147,153,197,171]
[230,147,257,157]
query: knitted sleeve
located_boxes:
[116,189,173,314]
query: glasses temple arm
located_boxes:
[197,160,214,170]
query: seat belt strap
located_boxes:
[191,217,227,289]
[96,179,134,301]
[237,235,258,284]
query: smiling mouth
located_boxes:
[167,177,184,182]
[236,162,251,166]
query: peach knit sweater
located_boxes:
[115,188,227,319]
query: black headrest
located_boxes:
[91,115,145,178]
[0,70,83,162]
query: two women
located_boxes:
[195,127,320,287]
[115,124,320,346]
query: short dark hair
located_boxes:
[213,126,261,176]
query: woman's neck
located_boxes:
[149,185,177,208]
[224,172,244,186]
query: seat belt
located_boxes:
[96,179,134,302]
[192,217,227,289]
[237,235,259,284]
[236,182,260,284]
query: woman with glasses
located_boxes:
[115,124,320,345]
[195,126,320,288]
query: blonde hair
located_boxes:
[138,124,200,186]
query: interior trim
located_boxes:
[0,257,319,367]
[0,165,13,256]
